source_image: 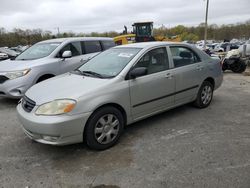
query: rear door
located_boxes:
[129,47,175,120]
[169,46,206,105]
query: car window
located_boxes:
[58,42,81,57]
[134,47,169,75]
[170,46,201,68]
[101,40,115,50]
[83,41,102,54]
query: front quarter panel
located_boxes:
[72,78,132,124]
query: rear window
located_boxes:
[83,41,102,54]
[101,40,115,50]
[170,46,201,68]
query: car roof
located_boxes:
[38,37,113,44]
[114,41,184,49]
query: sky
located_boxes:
[0,0,250,34]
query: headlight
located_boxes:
[35,99,76,115]
[5,69,30,79]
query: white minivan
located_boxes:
[0,37,115,98]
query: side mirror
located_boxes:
[62,50,72,58]
[130,67,147,79]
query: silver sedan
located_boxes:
[17,42,223,150]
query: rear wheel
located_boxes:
[85,106,124,150]
[193,81,214,108]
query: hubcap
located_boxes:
[94,114,120,144]
[201,85,212,105]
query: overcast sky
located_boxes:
[0,0,250,33]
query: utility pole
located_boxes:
[57,27,60,36]
[204,0,209,49]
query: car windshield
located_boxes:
[15,42,61,60]
[78,48,141,78]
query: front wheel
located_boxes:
[193,81,214,108]
[85,106,124,150]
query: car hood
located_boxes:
[25,73,113,105]
[0,59,41,72]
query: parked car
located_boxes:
[17,42,223,150]
[0,52,9,61]
[221,42,239,51]
[238,41,250,56]
[10,47,24,53]
[0,47,20,59]
[0,37,115,98]
[213,43,224,52]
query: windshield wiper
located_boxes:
[71,70,114,79]
[71,69,83,75]
[81,71,106,78]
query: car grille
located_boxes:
[22,96,36,113]
[0,75,9,84]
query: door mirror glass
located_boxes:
[130,67,148,79]
[62,50,72,58]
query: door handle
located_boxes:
[165,73,173,79]
[196,66,204,71]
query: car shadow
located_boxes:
[0,97,19,108]
[27,103,194,153]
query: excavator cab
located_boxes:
[132,22,155,42]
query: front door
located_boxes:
[129,47,175,120]
[58,42,83,73]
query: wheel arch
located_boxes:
[204,77,215,88]
[36,74,55,83]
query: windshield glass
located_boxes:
[16,42,61,60]
[78,48,141,77]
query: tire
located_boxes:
[231,61,247,73]
[222,63,227,71]
[85,106,124,150]
[193,81,214,108]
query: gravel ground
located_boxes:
[0,72,250,188]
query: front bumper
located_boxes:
[17,104,92,145]
[0,76,32,98]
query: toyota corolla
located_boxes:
[17,42,223,150]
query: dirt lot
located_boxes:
[0,72,250,188]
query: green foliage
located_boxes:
[0,28,120,47]
[180,32,199,41]
[153,20,250,42]
[1,20,250,47]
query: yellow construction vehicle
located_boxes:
[113,22,181,45]
[113,34,136,45]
